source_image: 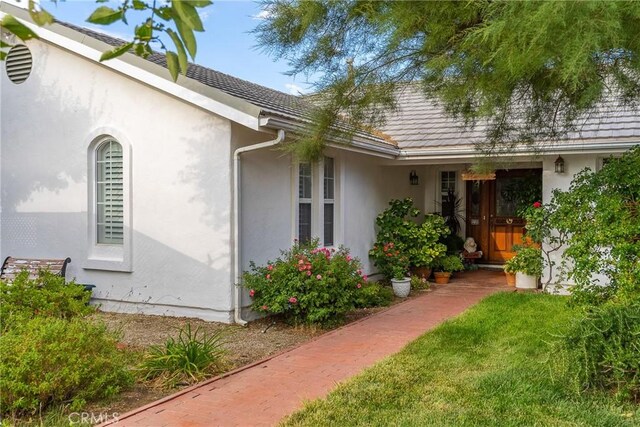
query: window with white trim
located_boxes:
[440,171,456,215]
[298,162,312,244]
[296,157,338,246]
[323,157,335,246]
[96,139,124,245]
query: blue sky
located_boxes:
[14,0,314,94]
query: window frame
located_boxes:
[440,170,457,215]
[85,131,133,272]
[294,156,339,247]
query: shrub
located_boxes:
[354,283,394,308]
[140,324,227,389]
[244,240,368,326]
[0,317,133,416]
[547,147,640,305]
[0,271,93,332]
[555,301,640,402]
[433,255,464,273]
[410,275,430,290]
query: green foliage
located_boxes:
[548,147,640,305]
[369,199,447,280]
[258,1,640,160]
[440,233,465,255]
[244,240,368,326]
[354,282,393,308]
[506,245,543,277]
[0,317,133,416]
[410,275,430,291]
[433,255,464,273]
[554,301,640,402]
[140,324,226,389]
[0,271,94,333]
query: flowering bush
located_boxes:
[369,241,410,280]
[243,240,368,326]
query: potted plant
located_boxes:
[409,215,449,279]
[503,258,517,287]
[432,255,464,284]
[390,264,411,298]
[509,245,543,289]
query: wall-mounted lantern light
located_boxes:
[554,156,565,174]
[409,170,419,185]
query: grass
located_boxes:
[282,293,639,426]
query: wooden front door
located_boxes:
[466,169,541,264]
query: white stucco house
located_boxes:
[1,4,638,322]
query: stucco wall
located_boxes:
[1,39,237,321]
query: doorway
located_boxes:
[465,169,542,264]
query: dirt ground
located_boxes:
[84,288,433,416]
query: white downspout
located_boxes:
[233,129,286,325]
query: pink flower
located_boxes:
[249,289,255,297]
[266,274,271,280]
[533,201,542,208]
[357,269,362,275]
[362,275,368,281]
[298,259,304,265]
[289,297,298,304]
[261,305,268,311]
[316,274,322,280]
[306,270,312,276]
[267,264,274,271]
[357,283,362,289]
[346,255,352,262]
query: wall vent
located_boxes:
[5,44,33,84]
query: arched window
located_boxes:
[96,139,124,244]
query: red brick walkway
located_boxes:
[104,270,506,427]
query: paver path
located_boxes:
[104,270,506,427]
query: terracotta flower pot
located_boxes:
[504,272,516,287]
[411,266,432,280]
[433,271,451,284]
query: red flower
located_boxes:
[533,201,542,208]
[266,274,271,280]
[357,283,362,289]
[289,297,298,304]
[306,270,312,276]
[249,289,255,297]
[261,305,269,311]
[267,264,274,271]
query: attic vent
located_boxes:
[5,45,33,84]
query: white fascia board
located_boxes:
[0,8,262,130]
[398,139,639,160]
[260,116,399,158]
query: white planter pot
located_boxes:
[515,272,539,290]
[391,277,411,298]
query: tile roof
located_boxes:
[56,21,313,120]
[51,21,640,152]
[382,84,640,149]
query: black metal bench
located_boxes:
[0,256,71,281]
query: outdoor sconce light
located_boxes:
[554,156,565,174]
[409,170,419,185]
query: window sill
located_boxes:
[84,245,132,272]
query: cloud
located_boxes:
[253,8,272,20]
[198,10,211,22]
[285,83,309,95]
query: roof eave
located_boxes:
[259,115,399,158]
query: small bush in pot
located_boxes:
[390,256,411,298]
[433,255,464,284]
[503,257,518,286]
[509,245,543,289]
[408,215,449,274]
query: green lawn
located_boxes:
[283,293,639,426]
